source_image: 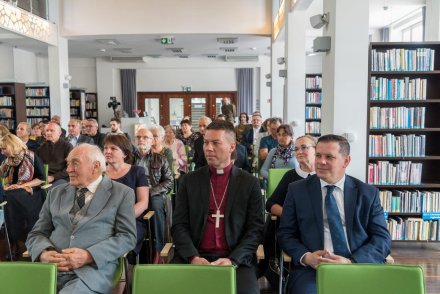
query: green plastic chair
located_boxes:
[0,262,57,294]
[267,168,291,199]
[317,264,425,294]
[132,264,237,294]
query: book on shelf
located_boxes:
[305,92,322,104]
[369,134,425,157]
[370,77,427,100]
[368,160,422,185]
[305,121,321,134]
[305,75,322,89]
[379,190,440,213]
[0,108,13,118]
[26,98,50,107]
[369,106,425,129]
[26,87,48,96]
[305,106,321,119]
[371,48,435,71]
[0,96,13,106]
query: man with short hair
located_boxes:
[84,119,106,149]
[221,97,236,124]
[134,127,173,263]
[37,122,73,187]
[259,117,282,162]
[172,120,264,294]
[242,113,262,154]
[278,134,391,294]
[67,119,94,147]
[108,117,131,140]
[51,115,67,137]
[16,122,40,152]
[26,144,137,294]
[193,116,212,170]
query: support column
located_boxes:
[321,0,369,180]
[271,37,285,119]
[48,37,70,129]
[285,9,306,136]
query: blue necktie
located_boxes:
[325,185,351,257]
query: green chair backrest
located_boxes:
[113,256,125,288]
[132,264,237,294]
[267,168,291,199]
[317,264,425,294]
[0,262,57,294]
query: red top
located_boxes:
[198,163,233,256]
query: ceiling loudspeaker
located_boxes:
[266,81,272,87]
[313,36,331,53]
[224,55,259,62]
[109,56,148,63]
[310,13,329,29]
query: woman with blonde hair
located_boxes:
[0,133,45,258]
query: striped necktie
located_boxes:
[76,188,88,209]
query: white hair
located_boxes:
[74,143,106,172]
[149,124,165,137]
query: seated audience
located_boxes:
[67,119,94,147]
[84,118,106,149]
[16,122,40,152]
[163,125,187,178]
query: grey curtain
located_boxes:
[236,68,253,114]
[120,69,136,117]
[380,27,390,42]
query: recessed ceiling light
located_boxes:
[249,47,257,51]
[97,48,106,52]
[96,39,120,45]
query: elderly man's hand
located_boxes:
[56,248,94,272]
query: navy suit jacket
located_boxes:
[277,174,391,266]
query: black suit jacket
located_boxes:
[193,136,207,170]
[242,128,254,150]
[234,143,250,172]
[171,165,264,266]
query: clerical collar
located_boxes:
[209,162,233,176]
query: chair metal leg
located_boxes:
[278,252,284,294]
[1,202,13,261]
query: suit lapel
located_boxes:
[200,167,211,225]
[73,176,112,232]
[59,185,76,230]
[225,166,239,222]
[343,176,357,245]
[309,175,324,247]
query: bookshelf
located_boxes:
[367,42,440,242]
[0,83,26,131]
[70,89,86,120]
[305,74,322,136]
[85,92,98,119]
[25,86,50,126]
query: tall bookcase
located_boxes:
[0,83,26,131]
[26,86,50,126]
[85,92,98,119]
[305,74,322,136]
[367,42,440,242]
[70,89,86,120]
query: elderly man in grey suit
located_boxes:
[26,144,137,294]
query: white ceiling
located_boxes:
[0,0,427,59]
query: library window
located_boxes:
[402,21,423,42]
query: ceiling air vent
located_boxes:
[217,37,238,44]
[167,48,184,53]
[109,56,147,63]
[206,54,218,58]
[220,47,238,53]
[176,54,190,58]
[224,55,259,62]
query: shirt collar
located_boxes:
[209,162,233,176]
[319,175,345,192]
[295,166,316,178]
[82,175,103,194]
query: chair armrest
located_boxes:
[271,215,277,221]
[143,211,155,220]
[0,201,7,208]
[160,243,174,258]
[257,244,264,262]
[23,250,30,258]
[283,252,291,263]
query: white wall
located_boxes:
[95,56,270,125]
[0,45,15,82]
[306,54,322,74]
[69,58,97,92]
[13,48,38,83]
[61,0,271,36]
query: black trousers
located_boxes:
[4,188,44,241]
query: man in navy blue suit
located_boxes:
[278,134,391,294]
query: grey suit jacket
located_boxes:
[26,176,137,293]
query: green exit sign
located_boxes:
[184,87,191,92]
[160,37,174,45]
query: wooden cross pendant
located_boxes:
[212,209,224,228]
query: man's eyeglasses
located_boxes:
[294,145,314,152]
